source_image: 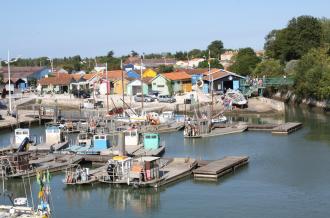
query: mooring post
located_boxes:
[118,132,126,156]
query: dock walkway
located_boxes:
[271,122,302,135]
[193,156,249,180]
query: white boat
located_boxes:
[211,115,227,124]
[14,198,28,206]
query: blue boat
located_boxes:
[62,133,112,155]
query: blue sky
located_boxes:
[0,0,329,59]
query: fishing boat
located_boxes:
[122,128,165,157]
[63,164,107,185]
[61,132,112,155]
[0,152,82,178]
[184,116,247,138]
[211,114,227,124]
[100,156,197,188]
[29,124,69,153]
[0,170,53,217]
[0,128,35,155]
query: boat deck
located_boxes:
[126,145,165,157]
[185,124,247,138]
[193,156,249,180]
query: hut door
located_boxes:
[233,80,239,90]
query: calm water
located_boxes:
[0,106,330,218]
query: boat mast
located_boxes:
[140,55,144,111]
[208,50,214,116]
[106,62,109,115]
[121,59,125,112]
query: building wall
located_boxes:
[151,76,169,95]
[211,75,243,92]
[127,80,148,95]
[113,80,128,94]
[182,81,192,92]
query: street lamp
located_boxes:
[4,50,20,115]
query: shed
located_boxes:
[127,79,149,96]
[204,69,245,93]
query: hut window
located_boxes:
[151,135,157,139]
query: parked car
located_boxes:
[148,90,160,100]
[72,90,90,99]
[158,95,176,103]
[134,94,155,102]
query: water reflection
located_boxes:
[286,106,330,144]
[108,187,161,214]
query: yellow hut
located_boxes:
[113,79,129,94]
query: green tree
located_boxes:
[166,80,173,96]
[175,51,188,60]
[264,15,322,62]
[284,60,299,76]
[107,50,114,58]
[188,49,204,58]
[229,48,261,76]
[198,59,223,69]
[253,59,284,77]
[293,47,330,100]
[320,18,330,46]
[130,50,139,57]
[158,65,174,73]
[207,40,224,59]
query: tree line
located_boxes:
[0,40,226,74]
[225,15,330,101]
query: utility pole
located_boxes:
[7,51,12,115]
[5,51,20,115]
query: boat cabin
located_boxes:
[159,111,175,123]
[93,134,111,150]
[125,128,140,146]
[129,157,160,183]
[77,132,93,147]
[104,156,160,184]
[143,133,160,150]
[45,125,64,144]
[106,156,133,182]
[15,128,30,145]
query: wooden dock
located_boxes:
[247,124,278,131]
[193,156,249,180]
[271,122,302,135]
